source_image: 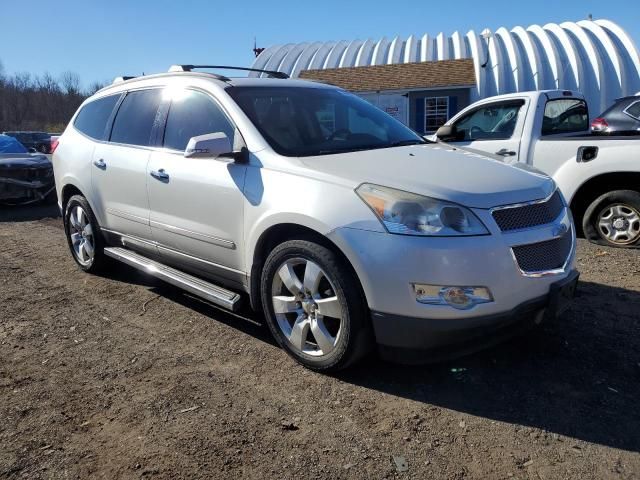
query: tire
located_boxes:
[582,190,640,248]
[260,239,373,372]
[64,195,109,272]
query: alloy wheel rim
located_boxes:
[597,203,640,245]
[271,258,343,357]
[69,206,95,265]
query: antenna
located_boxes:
[253,38,265,58]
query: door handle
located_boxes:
[93,159,107,169]
[495,149,516,157]
[150,168,170,181]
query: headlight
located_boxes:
[356,183,489,236]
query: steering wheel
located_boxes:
[328,129,352,141]
[470,125,485,139]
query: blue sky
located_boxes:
[1,0,638,88]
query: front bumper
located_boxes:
[373,270,578,364]
[0,176,55,204]
[326,214,578,362]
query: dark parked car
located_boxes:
[591,95,640,134]
[2,131,52,153]
[0,134,55,205]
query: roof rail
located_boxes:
[168,65,289,79]
[112,76,137,84]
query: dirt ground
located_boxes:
[1,205,639,480]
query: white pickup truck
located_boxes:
[433,90,640,248]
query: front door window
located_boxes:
[453,101,524,141]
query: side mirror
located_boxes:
[435,124,457,141]
[185,132,232,159]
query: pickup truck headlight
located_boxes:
[356,183,489,236]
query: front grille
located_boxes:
[512,232,573,274]
[493,191,564,231]
[0,166,53,181]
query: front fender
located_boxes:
[242,165,384,272]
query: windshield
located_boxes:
[0,134,28,154]
[227,86,426,157]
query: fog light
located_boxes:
[413,284,493,310]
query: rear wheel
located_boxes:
[582,190,640,247]
[64,195,109,272]
[260,239,372,372]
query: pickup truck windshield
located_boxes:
[227,86,426,157]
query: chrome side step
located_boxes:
[104,247,241,311]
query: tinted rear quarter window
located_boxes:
[542,98,588,135]
[625,100,640,120]
[74,94,120,140]
[111,89,163,146]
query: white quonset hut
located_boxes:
[251,19,640,134]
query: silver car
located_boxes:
[52,65,579,371]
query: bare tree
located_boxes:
[59,71,81,95]
[0,67,95,132]
[87,80,108,95]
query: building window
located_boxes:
[425,96,449,133]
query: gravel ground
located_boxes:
[1,205,639,479]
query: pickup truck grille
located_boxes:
[511,231,573,274]
[493,191,564,231]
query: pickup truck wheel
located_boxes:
[583,190,640,247]
[64,195,109,272]
[260,239,372,372]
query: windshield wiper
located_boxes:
[315,146,375,155]
[386,139,429,148]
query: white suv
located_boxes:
[53,65,579,371]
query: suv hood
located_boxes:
[299,144,554,209]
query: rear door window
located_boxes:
[110,89,163,146]
[74,94,120,140]
[541,98,588,135]
[163,89,235,151]
[452,101,524,141]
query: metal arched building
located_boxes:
[251,19,640,134]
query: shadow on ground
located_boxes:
[99,261,277,348]
[338,280,640,453]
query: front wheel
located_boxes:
[260,239,372,372]
[64,195,110,272]
[582,190,640,247]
